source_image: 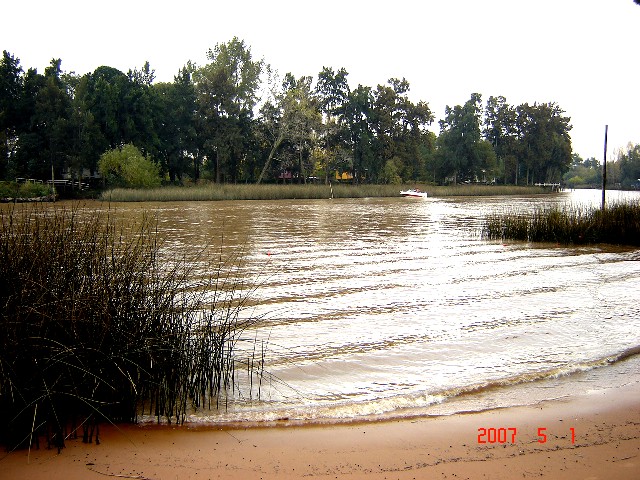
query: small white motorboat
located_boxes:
[400,189,428,198]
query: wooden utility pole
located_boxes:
[51,162,56,202]
[601,125,608,210]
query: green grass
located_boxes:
[100,183,549,202]
[0,204,265,451]
[482,201,640,245]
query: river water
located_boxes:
[98,189,640,425]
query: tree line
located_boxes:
[1,38,577,188]
[565,145,640,189]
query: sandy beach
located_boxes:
[2,382,639,480]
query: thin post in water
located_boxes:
[601,125,608,210]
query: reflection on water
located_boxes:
[51,190,640,423]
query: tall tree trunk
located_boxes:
[298,140,307,184]
[324,153,330,185]
[193,155,200,182]
[215,151,220,183]
[257,131,284,184]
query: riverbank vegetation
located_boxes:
[0,181,54,201]
[101,184,548,202]
[0,40,584,192]
[4,39,639,197]
[0,205,264,450]
[482,201,640,246]
[564,145,640,190]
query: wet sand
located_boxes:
[3,383,639,480]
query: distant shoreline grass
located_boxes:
[100,184,549,202]
[482,200,640,246]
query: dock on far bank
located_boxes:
[534,183,562,192]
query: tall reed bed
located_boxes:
[100,183,402,201]
[482,200,640,245]
[100,183,548,202]
[0,205,264,451]
[430,185,546,197]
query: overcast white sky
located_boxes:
[3,0,638,160]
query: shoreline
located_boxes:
[3,382,639,479]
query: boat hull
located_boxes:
[400,190,428,198]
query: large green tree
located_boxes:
[82,66,129,150]
[8,59,73,180]
[125,61,160,157]
[362,78,434,182]
[0,51,24,179]
[77,63,159,156]
[282,75,322,183]
[315,66,351,183]
[65,72,106,181]
[256,74,322,183]
[338,78,434,183]
[194,37,264,183]
[35,59,74,179]
[153,64,198,182]
[437,93,496,183]
[394,93,434,182]
[483,95,517,183]
[514,102,572,184]
[343,84,374,182]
